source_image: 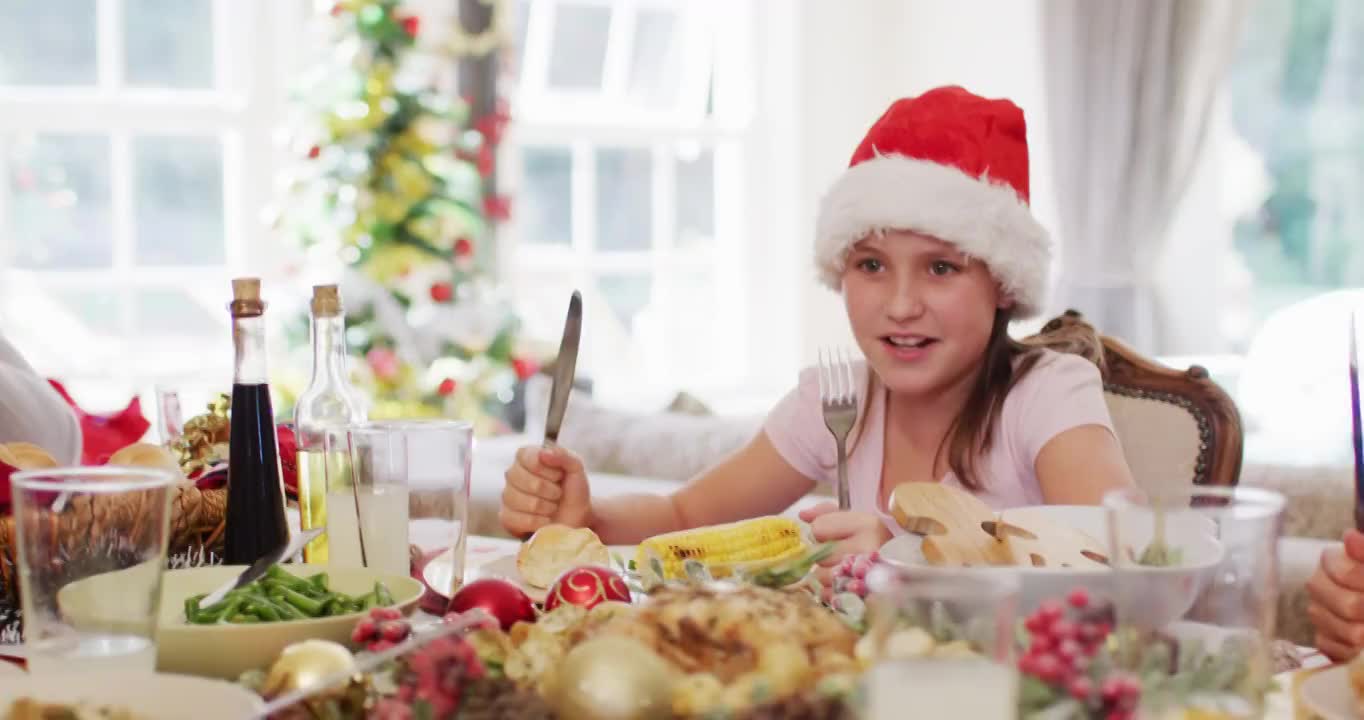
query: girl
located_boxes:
[499,86,1135,568]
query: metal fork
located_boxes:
[818,347,858,510]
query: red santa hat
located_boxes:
[815,85,1051,318]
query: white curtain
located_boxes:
[1041,0,1249,351]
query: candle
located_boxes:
[1352,312,1363,531]
[861,659,1017,719]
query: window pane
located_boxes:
[595,147,651,251]
[521,146,572,245]
[6,134,113,269]
[53,288,122,332]
[125,0,214,89]
[676,145,713,246]
[133,288,218,336]
[597,274,651,330]
[0,0,96,86]
[133,135,224,266]
[627,9,683,108]
[1225,0,1364,347]
[547,4,611,89]
[513,0,531,76]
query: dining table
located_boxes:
[0,531,1340,719]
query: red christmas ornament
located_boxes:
[447,578,536,631]
[366,347,400,381]
[437,378,457,396]
[330,2,345,17]
[308,145,321,159]
[483,194,511,221]
[399,15,420,37]
[276,424,298,497]
[511,356,538,381]
[543,565,631,612]
[474,103,512,147]
[429,281,453,303]
[453,237,473,258]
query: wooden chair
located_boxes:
[1026,310,1244,492]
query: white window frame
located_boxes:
[503,0,788,411]
[0,0,297,405]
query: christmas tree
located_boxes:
[272,0,535,435]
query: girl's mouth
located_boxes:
[881,335,938,359]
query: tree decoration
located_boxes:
[271,0,532,435]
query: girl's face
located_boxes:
[842,230,1011,398]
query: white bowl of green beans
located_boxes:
[59,563,425,680]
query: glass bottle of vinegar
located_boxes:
[293,284,367,563]
[223,277,291,565]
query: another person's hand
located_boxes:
[499,445,592,536]
[1307,529,1364,662]
[799,502,892,587]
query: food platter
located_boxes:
[0,671,264,719]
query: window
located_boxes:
[505,0,757,408]
[0,0,284,408]
[1223,0,1364,350]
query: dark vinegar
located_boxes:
[223,382,290,565]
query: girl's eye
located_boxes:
[856,257,883,272]
[929,260,960,276]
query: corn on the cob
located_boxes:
[635,516,807,580]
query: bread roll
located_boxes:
[0,441,58,470]
[516,524,611,589]
[1350,649,1364,713]
[106,442,183,477]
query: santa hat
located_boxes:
[815,85,1052,318]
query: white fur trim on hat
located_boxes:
[815,154,1052,318]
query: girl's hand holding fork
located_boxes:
[799,502,892,586]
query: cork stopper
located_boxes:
[310,284,342,317]
[229,277,266,317]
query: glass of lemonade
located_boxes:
[859,564,1021,720]
[12,467,175,674]
[332,420,471,587]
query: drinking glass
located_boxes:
[331,420,472,591]
[13,467,175,674]
[1104,486,1285,718]
[859,564,1021,719]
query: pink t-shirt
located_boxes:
[763,349,1116,536]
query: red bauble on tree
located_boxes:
[429,281,453,303]
[453,236,473,258]
[399,15,419,37]
[511,356,538,381]
[544,565,631,612]
[436,378,457,396]
[447,578,536,631]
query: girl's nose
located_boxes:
[885,276,925,322]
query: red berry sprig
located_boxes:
[351,607,410,652]
[1018,588,1140,719]
[821,551,879,606]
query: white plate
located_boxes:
[1299,664,1356,720]
[879,505,1224,627]
[0,670,263,718]
[425,545,636,603]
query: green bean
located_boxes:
[183,564,388,625]
[247,600,282,622]
[261,594,308,620]
[374,582,395,607]
[276,586,326,617]
[265,565,316,592]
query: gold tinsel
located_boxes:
[171,393,231,478]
